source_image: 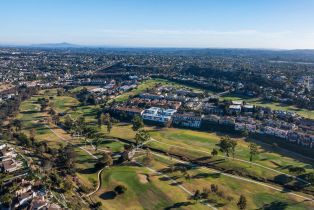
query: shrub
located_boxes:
[114,185,127,195]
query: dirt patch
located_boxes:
[138,173,149,184]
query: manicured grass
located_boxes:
[63,105,100,123]
[69,86,99,94]
[134,154,314,210]
[221,94,314,119]
[75,148,99,188]
[15,88,314,210]
[94,166,205,210]
[107,124,314,185]
[18,97,62,147]
[149,128,314,174]
[97,139,126,153]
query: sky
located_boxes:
[1,0,314,49]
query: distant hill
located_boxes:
[30,42,80,48]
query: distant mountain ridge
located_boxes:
[30,42,80,48]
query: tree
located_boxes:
[57,88,64,96]
[58,144,76,174]
[241,129,249,137]
[98,113,106,127]
[143,149,154,166]
[135,129,150,145]
[107,120,113,133]
[237,195,247,210]
[94,134,102,151]
[114,185,127,195]
[304,172,314,184]
[184,172,191,182]
[210,184,218,193]
[230,140,238,159]
[191,190,201,203]
[29,128,36,141]
[16,132,31,146]
[248,143,259,162]
[64,115,74,130]
[132,115,144,131]
[95,152,113,169]
[62,178,73,192]
[288,167,306,175]
[38,98,49,112]
[93,201,102,210]
[12,119,22,132]
[201,187,211,199]
[211,148,218,157]
[0,193,13,207]
[218,136,233,157]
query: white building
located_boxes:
[142,107,177,124]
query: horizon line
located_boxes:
[1,42,314,51]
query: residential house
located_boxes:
[172,112,203,128]
[142,107,177,124]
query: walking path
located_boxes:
[152,151,314,202]
[86,167,105,197]
[46,124,313,203]
[149,138,311,185]
[134,159,217,210]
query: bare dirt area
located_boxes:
[137,173,149,184]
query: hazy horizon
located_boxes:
[1,0,314,49]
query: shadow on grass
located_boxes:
[76,157,97,164]
[20,110,39,115]
[99,191,117,200]
[170,181,183,186]
[258,201,288,210]
[192,172,221,179]
[164,201,193,210]
[77,167,98,175]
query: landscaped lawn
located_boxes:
[133,154,314,210]
[94,166,206,210]
[17,96,62,147]
[75,148,99,189]
[107,124,314,185]
[149,128,314,175]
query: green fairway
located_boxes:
[75,148,99,189]
[141,154,314,210]
[107,124,314,188]
[17,96,61,146]
[149,128,314,177]
[94,166,205,210]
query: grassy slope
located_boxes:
[145,155,313,210]
[17,89,100,189]
[94,166,205,210]
[109,124,313,177]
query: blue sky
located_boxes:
[1,0,314,49]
